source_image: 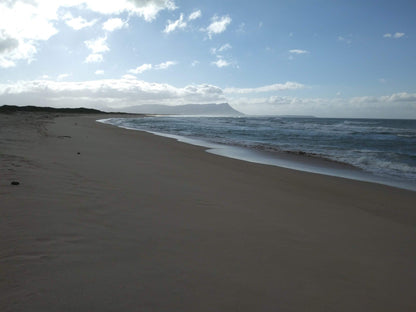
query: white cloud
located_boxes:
[155,60,176,70]
[288,49,309,61]
[384,32,405,39]
[0,33,37,67]
[0,0,58,67]
[84,36,109,63]
[225,82,305,94]
[121,74,137,80]
[84,36,109,54]
[0,1,59,42]
[211,43,232,55]
[188,10,201,21]
[129,63,153,74]
[63,13,97,30]
[95,70,104,75]
[289,49,309,54]
[191,60,199,67]
[85,53,103,63]
[103,18,128,32]
[57,73,70,81]
[164,13,186,33]
[68,0,176,21]
[204,15,232,39]
[212,58,230,68]
[127,0,177,22]
[129,61,176,73]
[210,44,233,68]
[0,0,176,67]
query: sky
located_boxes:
[0,0,415,118]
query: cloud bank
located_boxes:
[0,78,225,109]
[229,93,416,118]
[0,78,414,118]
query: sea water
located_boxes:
[99,116,416,191]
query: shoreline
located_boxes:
[98,118,416,192]
[2,113,416,311]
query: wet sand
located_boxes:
[1,112,415,311]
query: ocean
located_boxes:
[99,116,416,191]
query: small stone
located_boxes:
[11,181,20,186]
[77,152,81,155]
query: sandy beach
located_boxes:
[1,112,416,311]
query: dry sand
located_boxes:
[1,112,416,311]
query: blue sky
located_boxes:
[0,0,415,118]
